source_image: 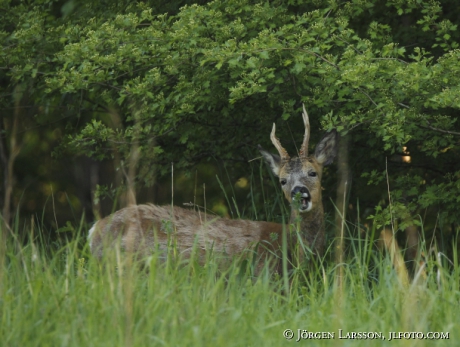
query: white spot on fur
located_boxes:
[88,223,96,248]
[88,223,96,240]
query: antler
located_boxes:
[270,123,290,161]
[299,103,310,158]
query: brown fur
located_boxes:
[89,204,284,272]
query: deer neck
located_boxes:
[290,206,325,255]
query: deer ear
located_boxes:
[314,130,337,166]
[258,145,281,177]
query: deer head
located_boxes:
[259,105,337,214]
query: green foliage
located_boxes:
[1,0,460,232]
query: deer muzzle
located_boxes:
[291,186,312,213]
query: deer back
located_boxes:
[89,204,283,270]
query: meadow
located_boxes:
[0,214,458,347]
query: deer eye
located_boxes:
[280,179,287,186]
[308,171,317,177]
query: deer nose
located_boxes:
[291,186,310,199]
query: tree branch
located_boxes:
[419,123,460,136]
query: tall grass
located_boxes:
[1,166,459,347]
[1,218,458,347]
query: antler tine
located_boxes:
[299,103,310,157]
[270,123,290,161]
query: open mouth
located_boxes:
[297,194,312,212]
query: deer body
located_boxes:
[89,105,337,270]
[89,204,283,271]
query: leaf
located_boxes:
[291,62,306,74]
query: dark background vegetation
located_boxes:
[1,0,460,257]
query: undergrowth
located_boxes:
[0,217,458,347]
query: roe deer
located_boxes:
[88,105,337,272]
